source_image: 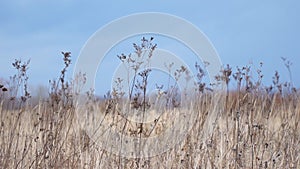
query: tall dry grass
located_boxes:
[0,38,299,168]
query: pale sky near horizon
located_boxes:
[1,1,300,95]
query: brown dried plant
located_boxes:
[0,40,299,168]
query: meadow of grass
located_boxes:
[0,38,299,168]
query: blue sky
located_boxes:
[1,1,300,95]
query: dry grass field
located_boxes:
[0,90,299,168]
[0,40,299,168]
